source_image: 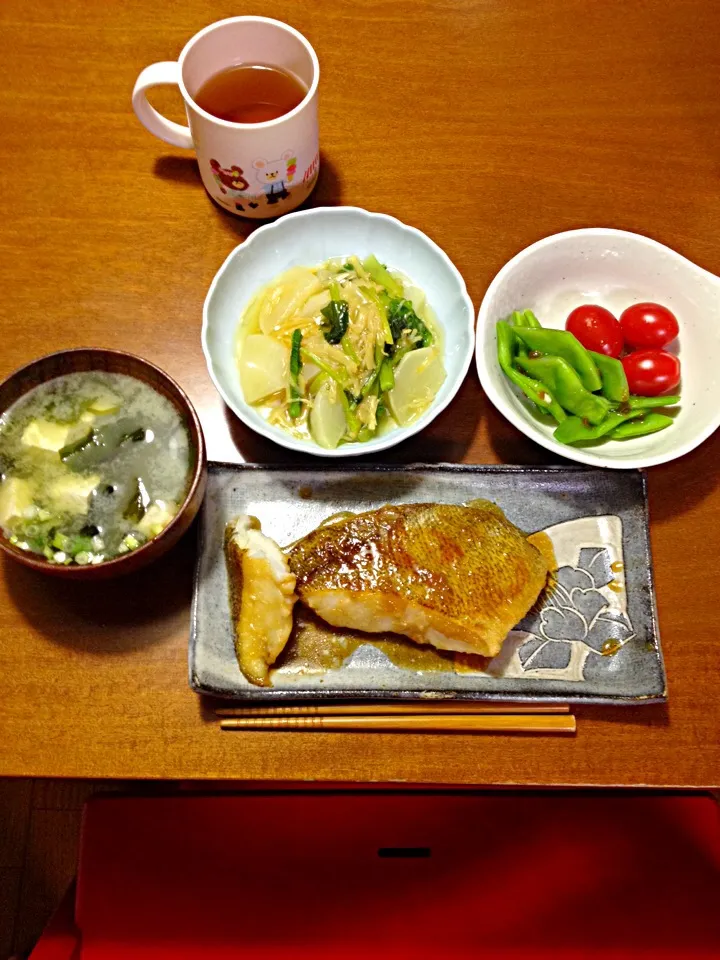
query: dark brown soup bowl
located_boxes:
[0,349,207,578]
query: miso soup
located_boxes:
[0,372,192,565]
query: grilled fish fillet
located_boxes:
[287,501,548,658]
[225,515,297,686]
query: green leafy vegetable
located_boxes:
[300,349,349,387]
[60,419,146,471]
[44,397,90,425]
[59,426,96,461]
[123,477,150,523]
[359,370,379,400]
[288,329,303,419]
[387,298,433,349]
[378,359,395,393]
[320,300,350,344]
[308,372,329,396]
[118,427,147,445]
[340,390,361,439]
[362,255,403,298]
[360,285,393,344]
[341,338,360,364]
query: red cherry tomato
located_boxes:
[620,302,679,349]
[566,305,624,357]
[621,349,681,396]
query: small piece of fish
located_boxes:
[225,515,297,686]
[287,501,548,658]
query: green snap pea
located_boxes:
[512,327,602,393]
[554,410,642,445]
[626,394,680,410]
[509,309,542,329]
[496,320,518,370]
[515,352,610,425]
[496,322,567,422]
[610,412,674,439]
[589,351,629,403]
[496,306,680,449]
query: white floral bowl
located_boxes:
[202,206,474,456]
[476,228,720,469]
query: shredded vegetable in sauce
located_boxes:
[236,256,446,448]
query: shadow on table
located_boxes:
[380,376,484,465]
[198,694,224,724]
[575,702,670,727]
[153,154,202,187]
[484,402,565,467]
[648,428,720,524]
[297,150,343,210]
[224,373,483,466]
[2,523,197,654]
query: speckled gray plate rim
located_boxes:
[189,463,666,705]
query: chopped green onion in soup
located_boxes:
[0,372,192,564]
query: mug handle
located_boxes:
[132,62,194,149]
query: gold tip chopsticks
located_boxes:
[217,703,575,735]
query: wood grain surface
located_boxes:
[0,0,718,787]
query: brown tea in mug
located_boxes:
[194,63,307,124]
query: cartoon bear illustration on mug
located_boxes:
[208,151,298,211]
[209,159,249,194]
[253,150,297,204]
[208,159,253,211]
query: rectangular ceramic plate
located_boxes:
[189,463,666,704]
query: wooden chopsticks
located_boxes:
[217,703,570,716]
[217,703,575,735]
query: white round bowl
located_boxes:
[476,228,720,469]
[203,207,475,456]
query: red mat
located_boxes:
[31,792,720,959]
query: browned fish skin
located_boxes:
[287,502,548,658]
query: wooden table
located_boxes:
[0,0,718,788]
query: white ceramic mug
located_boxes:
[132,17,320,219]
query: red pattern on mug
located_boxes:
[209,159,249,193]
[302,152,319,185]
